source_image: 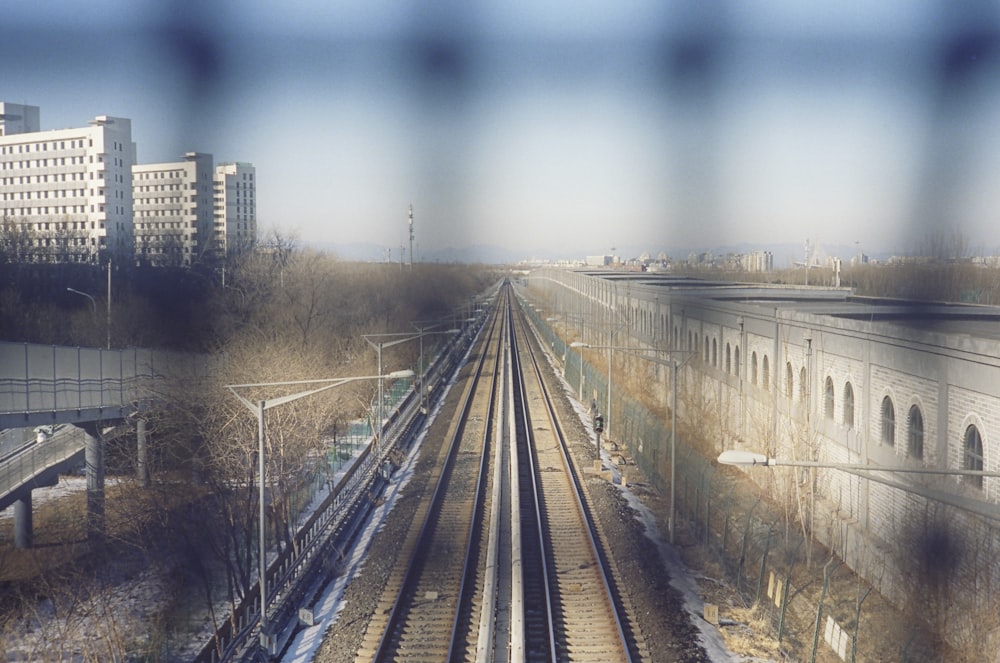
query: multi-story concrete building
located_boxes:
[213,162,256,258]
[746,249,773,272]
[132,152,215,267]
[526,268,1000,650]
[0,105,135,264]
[0,102,256,267]
[0,102,41,136]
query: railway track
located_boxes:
[355,279,503,662]
[355,283,645,662]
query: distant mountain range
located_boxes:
[308,240,898,267]
[310,241,584,265]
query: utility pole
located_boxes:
[106,259,112,350]
[408,203,414,270]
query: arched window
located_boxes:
[881,396,895,447]
[751,352,758,385]
[712,338,718,367]
[725,343,732,373]
[908,406,924,460]
[824,377,834,419]
[762,356,770,390]
[785,362,794,399]
[843,382,855,429]
[704,335,710,362]
[799,367,807,402]
[734,346,740,377]
[964,425,984,489]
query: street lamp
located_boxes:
[364,330,458,446]
[718,449,1000,521]
[67,286,110,350]
[571,342,694,542]
[226,369,414,656]
[569,340,616,438]
[409,323,462,412]
[566,324,629,437]
[66,287,97,320]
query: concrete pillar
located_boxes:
[84,427,105,541]
[14,492,32,549]
[136,418,149,487]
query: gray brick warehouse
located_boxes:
[525,267,1000,653]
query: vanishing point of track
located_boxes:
[354,283,646,662]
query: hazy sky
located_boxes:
[4,1,1000,263]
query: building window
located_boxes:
[964,425,984,489]
[843,382,855,429]
[751,352,758,385]
[786,362,794,399]
[712,338,717,367]
[762,355,770,390]
[881,396,895,447]
[725,343,731,373]
[734,347,740,378]
[908,406,924,460]
[824,377,834,419]
[799,367,807,402]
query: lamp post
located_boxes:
[718,449,1000,521]
[568,337,618,433]
[364,330,458,446]
[571,342,694,542]
[564,325,631,436]
[409,323,462,412]
[550,312,603,399]
[226,369,414,656]
[66,287,97,320]
[66,286,108,349]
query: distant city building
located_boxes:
[133,152,215,267]
[0,106,136,264]
[746,250,773,272]
[213,162,256,258]
[586,255,611,267]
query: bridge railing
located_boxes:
[0,342,209,424]
[0,426,89,509]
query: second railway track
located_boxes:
[353,282,647,662]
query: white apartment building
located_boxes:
[133,152,215,267]
[0,102,256,266]
[213,162,256,257]
[0,104,135,264]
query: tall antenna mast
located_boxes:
[408,203,414,270]
[805,238,810,286]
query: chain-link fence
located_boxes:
[524,304,939,661]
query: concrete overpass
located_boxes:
[0,341,206,548]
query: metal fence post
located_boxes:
[738,498,761,594]
[756,525,773,604]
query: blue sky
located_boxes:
[5,1,1000,263]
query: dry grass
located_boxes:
[676,542,787,661]
[0,476,205,587]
